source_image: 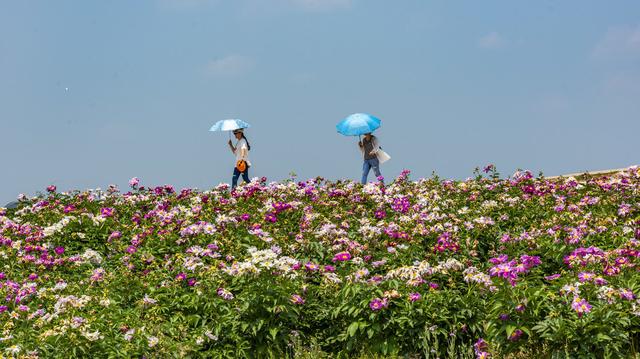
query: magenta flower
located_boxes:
[332,252,351,262]
[187,278,197,287]
[54,247,65,256]
[408,292,421,302]
[175,272,186,281]
[544,273,561,281]
[28,273,38,281]
[46,185,57,193]
[0,305,7,313]
[63,205,75,213]
[369,297,388,311]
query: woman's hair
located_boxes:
[241,134,251,151]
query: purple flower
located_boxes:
[28,273,38,281]
[374,209,387,219]
[323,265,336,273]
[515,304,526,312]
[509,329,523,341]
[46,185,57,193]
[499,313,509,321]
[217,288,234,300]
[544,273,561,281]
[483,164,495,173]
[290,294,305,305]
[408,292,421,302]
[100,207,114,218]
[578,272,595,282]
[187,278,197,287]
[305,262,320,272]
[175,272,186,281]
[0,305,7,313]
[489,254,509,264]
[620,289,635,301]
[571,297,592,317]
[126,246,137,254]
[265,212,278,223]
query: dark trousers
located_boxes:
[232,167,250,189]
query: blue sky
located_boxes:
[1,0,639,202]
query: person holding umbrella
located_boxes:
[209,119,252,190]
[228,128,251,189]
[358,132,383,184]
[336,113,390,184]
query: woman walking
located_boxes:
[228,129,251,189]
[358,132,383,184]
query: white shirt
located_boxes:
[233,138,251,166]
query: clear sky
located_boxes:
[1,0,639,203]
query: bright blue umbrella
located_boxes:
[336,113,381,136]
[209,119,251,132]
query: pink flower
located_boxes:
[54,247,65,256]
[129,177,140,188]
[175,272,186,281]
[408,292,421,302]
[46,185,57,193]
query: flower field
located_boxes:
[1,167,639,358]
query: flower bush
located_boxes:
[1,166,639,358]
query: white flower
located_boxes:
[5,345,21,355]
[142,294,158,306]
[124,329,135,341]
[148,336,159,347]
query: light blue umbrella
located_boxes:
[336,113,381,136]
[209,119,251,132]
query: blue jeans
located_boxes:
[232,167,250,189]
[361,158,382,184]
